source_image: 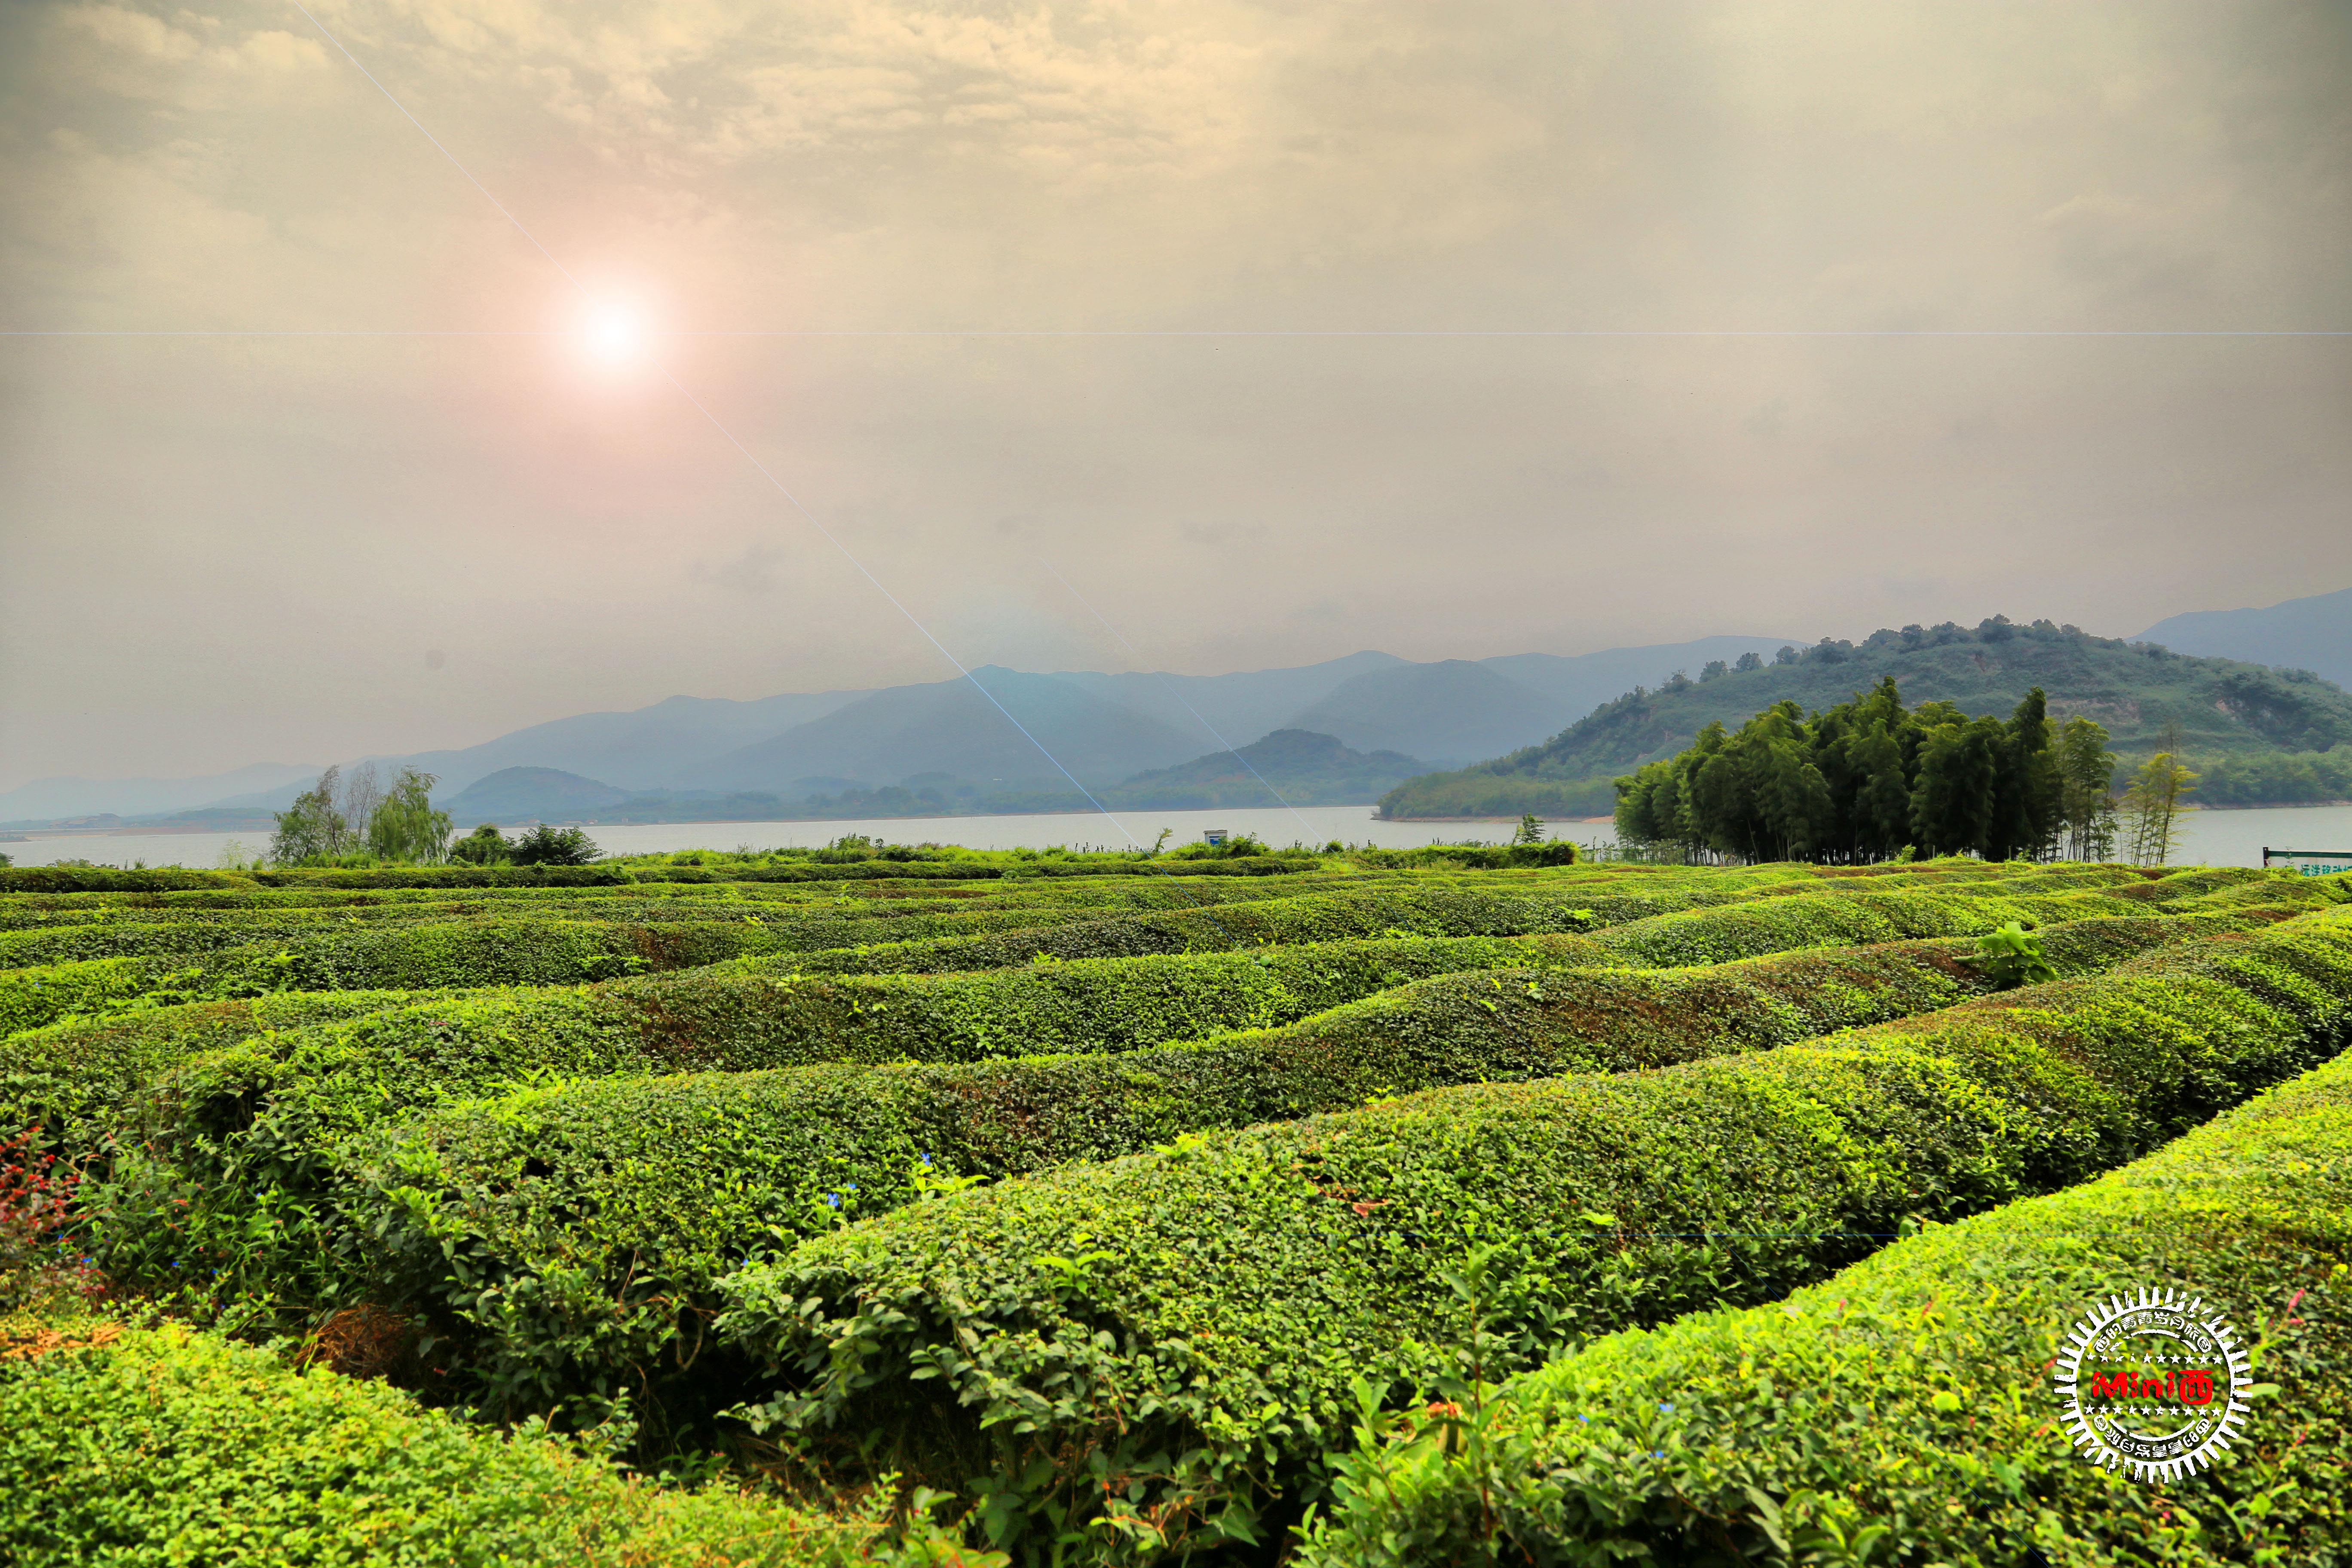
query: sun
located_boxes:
[579,302,649,365]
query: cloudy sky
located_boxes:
[3,0,2348,788]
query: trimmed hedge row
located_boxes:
[626,855,1326,883]
[0,902,1153,969]
[0,855,1332,895]
[1301,1044,2352,1567]
[1583,879,2315,968]
[0,867,1385,921]
[7,868,2304,1044]
[0,865,643,894]
[0,1316,973,1568]
[1,988,467,1151]
[777,883,1751,977]
[0,923,669,1038]
[776,869,2290,980]
[3,909,1110,1036]
[709,909,2352,1560]
[0,867,250,894]
[10,932,1611,1155]
[0,956,159,1038]
[278,916,2193,1424]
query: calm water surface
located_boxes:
[8,801,2351,871]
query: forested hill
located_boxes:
[1378,617,2352,818]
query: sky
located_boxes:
[3,0,2349,790]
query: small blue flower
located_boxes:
[1659,1402,1674,1413]
[825,1193,842,1210]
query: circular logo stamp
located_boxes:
[2054,1286,2252,1482]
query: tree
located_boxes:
[337,763,386,847]
[1988,689,2062,861]
[270,766,353,865]
[1910,716,2003,857]
[366,769,453,864]
[449,824,512,865]
[1612,678,2084,867]
[1734,651,1764,673]
[1513,812,1547,845]
[2119,751,2196,866]
[1846,721,1913,861]
[2056,718,2118,861]
[509,824,600,866]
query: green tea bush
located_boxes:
[2,988,465,1151]
[66,931,1604,1148]
[710,911,2352,1559]
[0,956,158,1038]
[310,934,1969,1422]
[0,1317,977,1568]
[3,912,988,1035]
[1589,885,2185,968]
[0,913,440,967]
[634,855,1321,884]
[312,916,2223,1438]
[1300,1045,2352,1567]
[0,867,250,894]
[0,894,970,932]
[786,869,2262,980]
[781,883,1717,977]
[247,865,642,889]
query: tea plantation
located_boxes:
[4,848,2349,1565]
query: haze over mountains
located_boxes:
[2,637,1790,825]
[2133,585,2352,692]
[9,582,2349,829]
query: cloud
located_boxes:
[3,0,2349,787]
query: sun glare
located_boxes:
[580,302,649,365]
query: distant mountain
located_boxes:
[697,668,1210,792]
[6,635,1803,824]
[1106,729,1429,808]
[2136,585,2352,690]
[441,766,630,826]
[1285,661,1546,763]
[1477,638,1804,729]
[544,728,1433,824]
[1043,651,1408,749]
[0,762,319,827]
[1380,618,2352,819]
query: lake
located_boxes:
[8,800,2351,871]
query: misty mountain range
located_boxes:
[7,582,2347,829]
[3,637,1792,826]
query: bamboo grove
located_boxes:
[1613,678,2198,865]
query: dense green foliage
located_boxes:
[7,850,2349,1565]
[1380,616,2352,819]
[1612,678,2101,863]
[711,909,2352,1556]
[0,1316,970,1567]
[1300,1041,2352,1566]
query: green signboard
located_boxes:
[2264,848,2352,877]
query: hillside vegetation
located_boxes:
[1380,617,2352,818]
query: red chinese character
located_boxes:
[2178,1369,2215,1406]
